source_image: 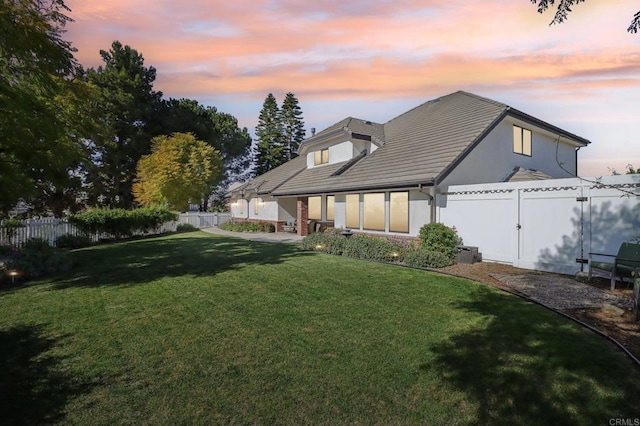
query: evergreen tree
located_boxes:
[83,41,164,209]
[254,93,284,175]
[280,92,306,161]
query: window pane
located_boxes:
[346,194,360,229]
[308,196,321,220]
[523,129,532,156]
[326,196,335,221]
[363,193,385,231]
[390,192,409,233]
[314,151,322,165]
[513,125,522,154]
[322,149,329,164]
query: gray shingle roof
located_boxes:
[245,91,589,197]
[504,167,553,182]
[299,117,385,151]
[231,155,307,196]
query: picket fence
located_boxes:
[0,212,231,247]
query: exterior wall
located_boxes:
[332,189,431,237]
[277,197,297,223]
[306,139,376,168]
[436,175,640,275]
[230,195,279,222]
[439,119,579,191]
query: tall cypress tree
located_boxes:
[254,93,284,176]
[280,92,306,161]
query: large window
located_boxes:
[345,194,360,229]
[326,196,335,221]
[308,196,321,220]
[513,125,532,156]
[314,148,329,165]
[389,192,409,233]
[363,193,385,231]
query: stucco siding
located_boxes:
[440,119,578,190]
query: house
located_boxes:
[230,91,590,237]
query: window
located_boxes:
[308,196,321,220]
[346,194,360,229]
[389,192,409,233]
[314,148,329,165]
[326,196,335,221]
[363,193,385,231]
[513,125,532,156]
[254,198,260,215]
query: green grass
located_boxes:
[0,231,638,424]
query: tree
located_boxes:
[133,133,223,211]
[280,92,306,161]
[0,0,93,216]
[610,164,640,175]
[83,41,164,209]
[254,93,284,175]
[159,99,252,209]
[530,0,640,33]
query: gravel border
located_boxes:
[492,273,633,310]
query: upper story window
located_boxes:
[314,148,329,165]
[513,125,532,156]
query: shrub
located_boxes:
[55,234,93,249]
[342,235,407,262]
[69,207,178,239]
[6,238,72,280]
[404,248,454,268]
[176,223,198,232]
[219,221,274,233]
[418,223,460,260]
[300,233,347,255]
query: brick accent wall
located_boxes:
[297,197,308,237]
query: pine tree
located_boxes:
[280,92,306,161]
[254,93,284,175]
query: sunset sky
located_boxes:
[64,0,640,177]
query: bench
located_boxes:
[588,242,640,290]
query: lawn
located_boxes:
[0,231,638,424]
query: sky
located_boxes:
[64,0,640,178]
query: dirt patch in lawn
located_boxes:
[440,262,640,361]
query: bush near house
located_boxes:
[302,227,457,268]
[219,221,275,233]
[418,223,461,261]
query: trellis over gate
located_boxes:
[436,175,640,275]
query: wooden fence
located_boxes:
[0,212,232,247]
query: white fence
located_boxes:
[437,175,640,274]
[0,212,232,247]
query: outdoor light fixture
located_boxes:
[8,270,18,284]
[315,244,324,250]
[391,252,399,258]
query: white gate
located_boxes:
[437,175,640,274]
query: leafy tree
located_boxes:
[611,164,640,175]
[280,92,306,161]
[133,133,223,211]
[159,99,252,209]
[254,93,284,175]
[530,0,640,33]
[83,41,164,209]
[0,0,93,216]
